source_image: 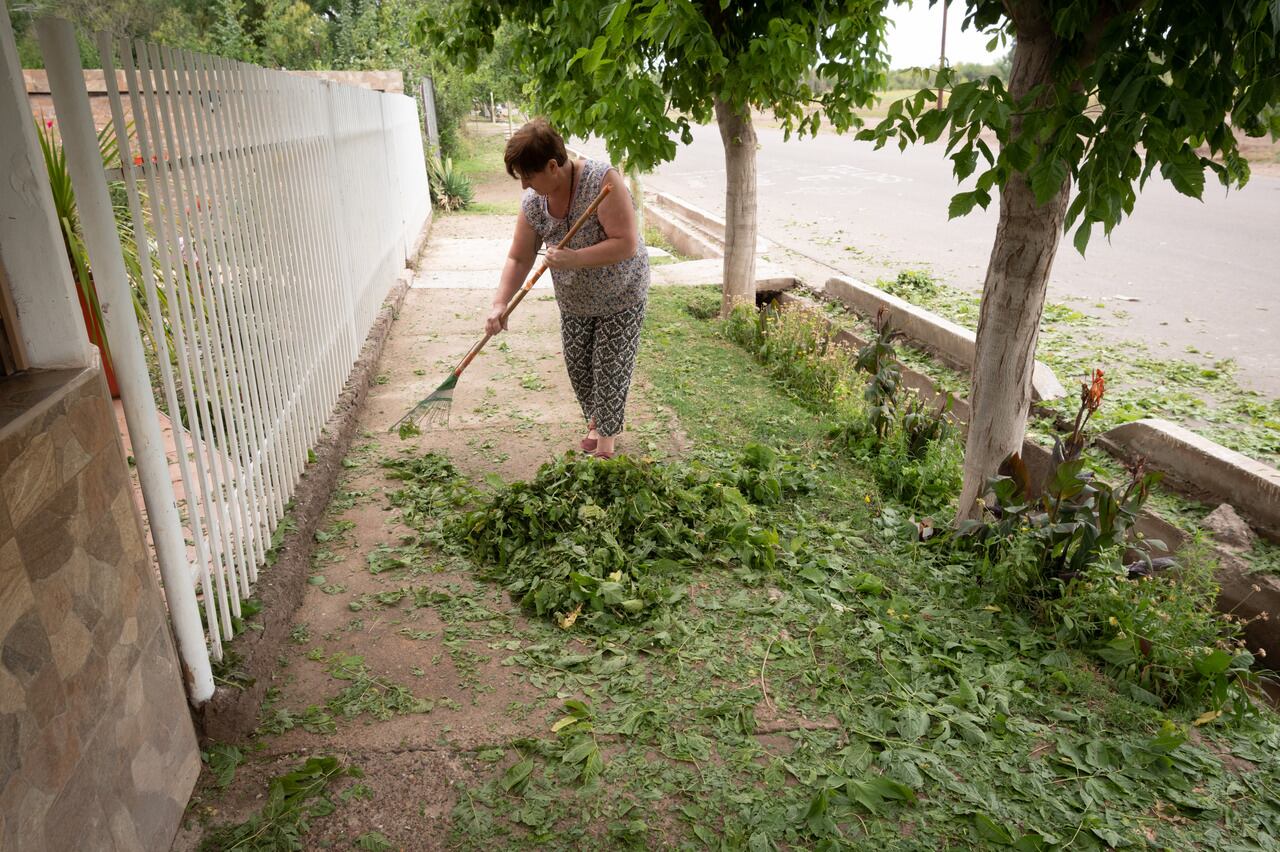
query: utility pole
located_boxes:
[937,0,949,108]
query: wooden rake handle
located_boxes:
[453,181,614,377]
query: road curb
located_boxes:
[646,201,723,260]
[1099,418,1280,542]
[824,275,1067,403]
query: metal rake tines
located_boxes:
[391,387,454,436]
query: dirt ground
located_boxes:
[174,177,687,850]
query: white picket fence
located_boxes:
[40,21,429,701]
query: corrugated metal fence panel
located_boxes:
[97,37,429,661]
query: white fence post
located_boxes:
[0,12,92,369]
[420,76,440,153]
[38,18,215,704]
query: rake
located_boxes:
[392,181,614,436]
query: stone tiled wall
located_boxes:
[0,366,200,850]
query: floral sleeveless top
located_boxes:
[521,158,649,318]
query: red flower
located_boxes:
[1084,368,1105,413]
[133,155,144,166]
[45,119,54,128]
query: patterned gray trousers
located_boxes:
[560,300,646,438]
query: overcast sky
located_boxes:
[884,2,1006,68]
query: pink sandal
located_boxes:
[580,419,598,452]
[592,450,615,460]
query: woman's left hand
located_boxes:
[545,246,580,270]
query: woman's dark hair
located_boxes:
[504,118,568,179]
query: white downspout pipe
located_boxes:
[38,18,214,705]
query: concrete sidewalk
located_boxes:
[175,209,686,849]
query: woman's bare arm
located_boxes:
[545,168,638,270]
[486,213,540,335]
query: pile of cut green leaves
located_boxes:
[445,446,813,630]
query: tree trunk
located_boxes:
[957,22,1070,519]
[628,169,645,232]
[714,97,757,317]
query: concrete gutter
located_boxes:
[1099,418,1280,543]
[824,275,1067,403]
[646,202,723,261]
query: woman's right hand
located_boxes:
[485,304,508,337]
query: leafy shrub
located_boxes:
[446,447,812,631]
[1045,544,1257,712]
[427,154,474,211]
[881,269,938,301]
[830,392,961,515]
[957,370,1258,711]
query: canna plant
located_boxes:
[959,369,1170,586]
[853,308,905,441]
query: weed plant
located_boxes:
[1047,543,1259,711]
[725,299,961,516]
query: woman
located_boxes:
[485,119,649,459]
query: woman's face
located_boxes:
[519,159,566,196]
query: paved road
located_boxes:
[578,125,1280,397]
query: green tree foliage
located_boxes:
[210,0,257,62]
[9,0,527,157]
[422,0,893,312]
[858,0,1280,519]
[868,0,1279,254]
[425,0,893,171]
[257,0,328,69]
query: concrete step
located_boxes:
[645,192,771,260]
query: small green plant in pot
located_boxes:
[35,117,180,385]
